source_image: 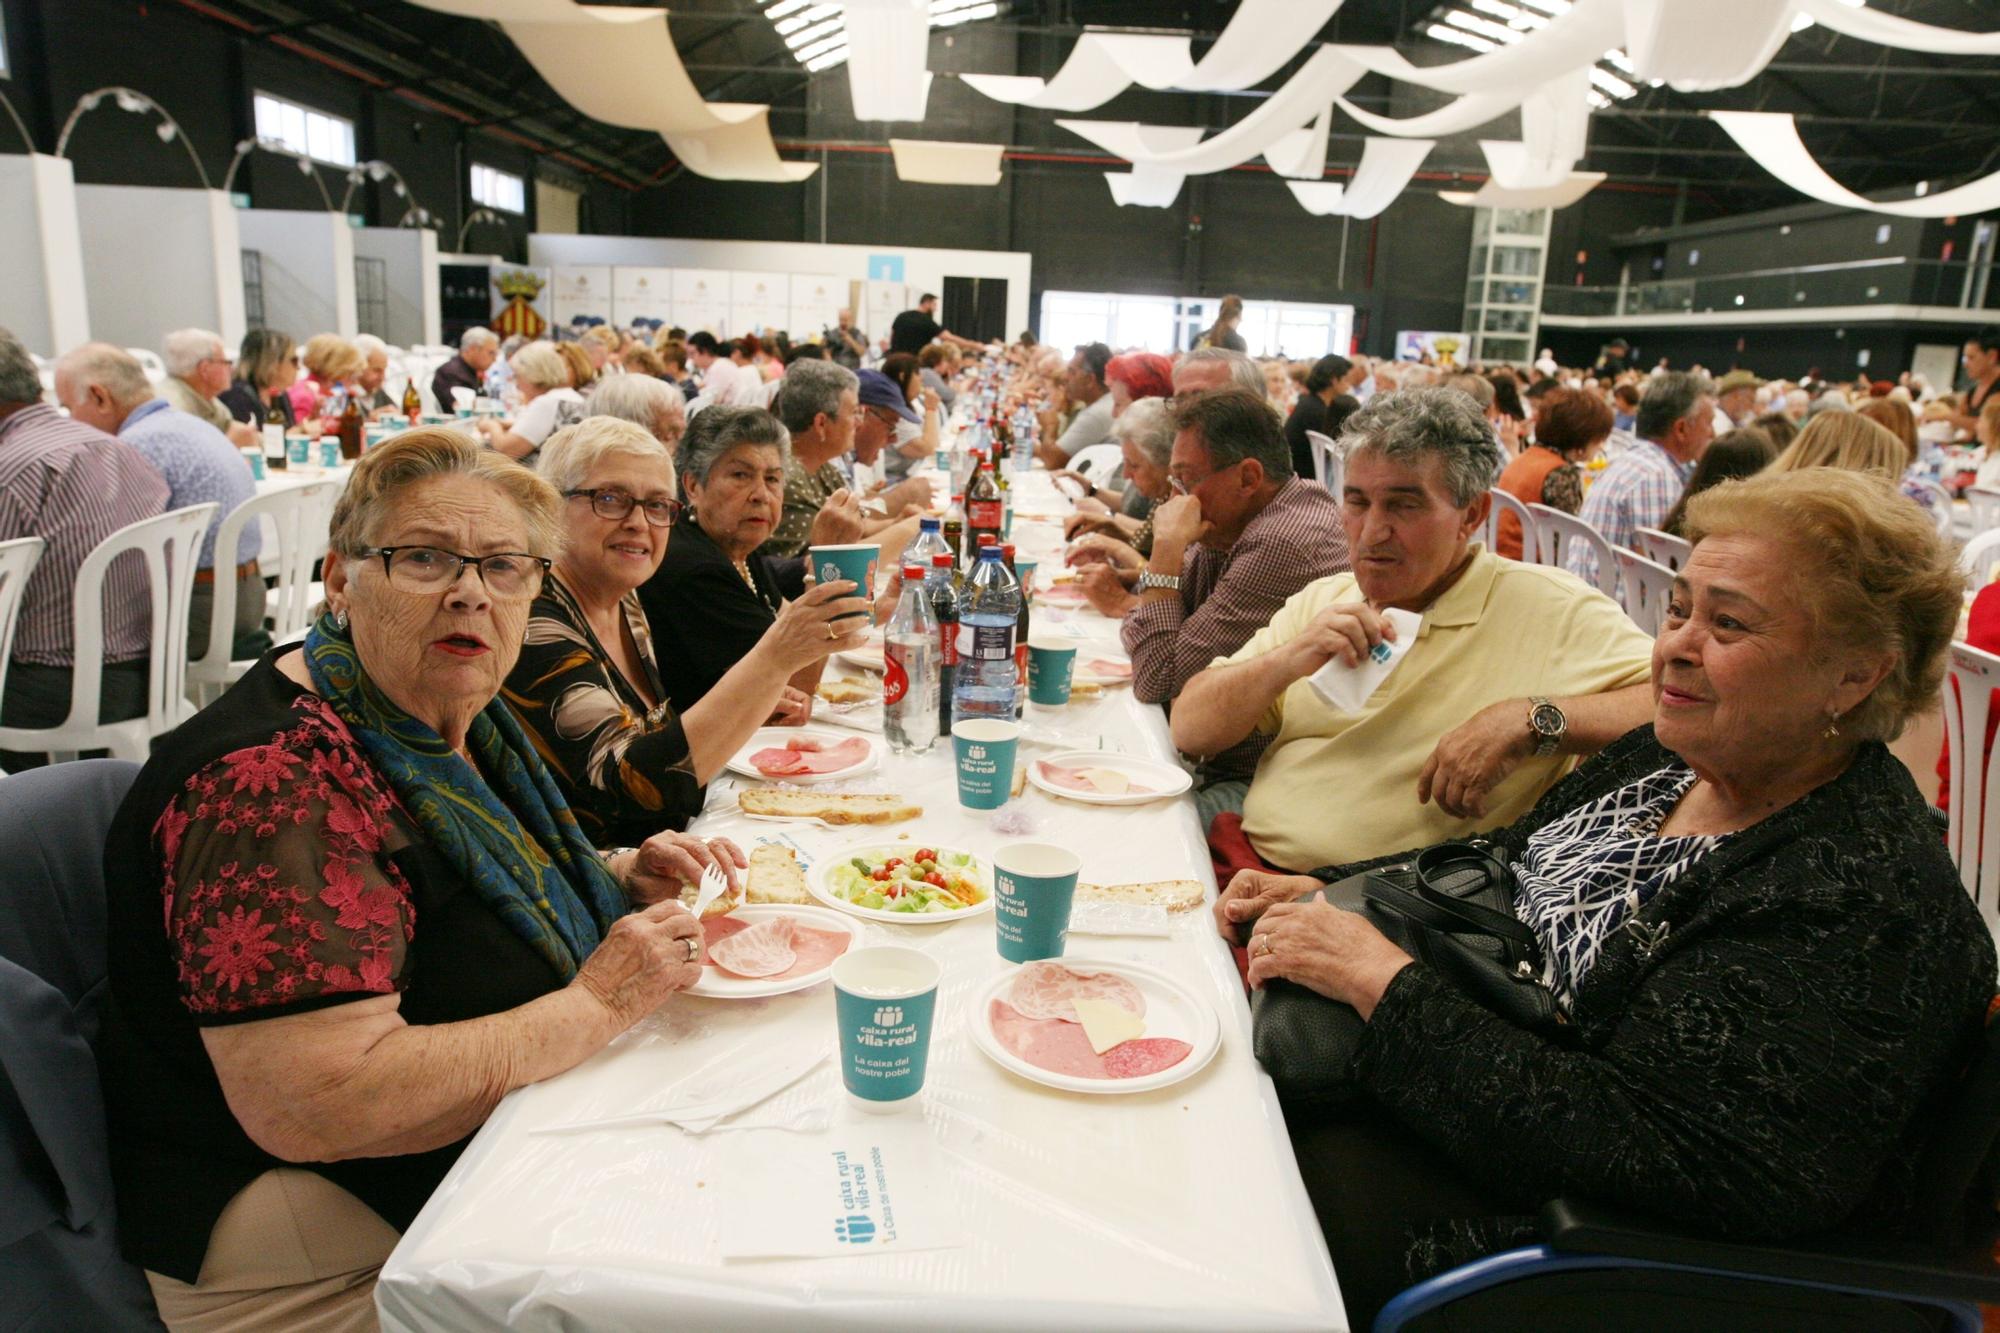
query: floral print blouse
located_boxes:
[501,575,702,847]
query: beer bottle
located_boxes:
[402,377,421,425]
[337,390,363,461]
[264,395,287,471]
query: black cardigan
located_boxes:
[639,511,805,715]
[1337,726,1996,1243]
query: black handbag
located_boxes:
[1249,840,1566,1113]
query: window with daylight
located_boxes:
[1040,291,1354,361]
[471,163,527,214]
[252,92,355,166]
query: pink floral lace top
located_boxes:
[155,692,419,1016]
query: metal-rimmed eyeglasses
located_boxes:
[564,488,684,528]
[361,546,551,598]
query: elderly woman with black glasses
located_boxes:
[101,430,738,1328]
[505,416,867,846]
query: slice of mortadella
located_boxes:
[1006,960,1146,1023]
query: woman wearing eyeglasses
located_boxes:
[100,429,757,1328]
[504,416,869,846]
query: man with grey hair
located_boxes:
[1568,369,1715,586]
[162,328,257,448]
[587,372,687,449]
[54,343,266,664]
[351,332,394,414]
[1120,388,1347,821]
[1177,387,1654,873]
[433,326,498,411]
[760,358,863,559]
[0,328,168,768]
[1173,346,1267,398]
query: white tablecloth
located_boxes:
[374,471,1347,1331]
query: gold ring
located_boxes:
[1253,936,1274,957]
[683,936,700,962]
[825,621,838,640]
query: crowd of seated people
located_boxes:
[6,308,2000,1333]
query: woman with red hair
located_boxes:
[1105,352,1174,415]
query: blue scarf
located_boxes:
[303,613,628,980]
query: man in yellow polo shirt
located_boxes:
[1174,387,1655,873]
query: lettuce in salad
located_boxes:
[825,847,986,913]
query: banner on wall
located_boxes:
[487,267,552,341]
[611,266,675,330]
[673,268,732,336]
[790,275,846,340]
[863,280,909,346]
[550,264,613,330]
[731,272,791,338]
[1395,330,1470,367]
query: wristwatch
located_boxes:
[1528,696,1567,757]
[1135,571,1182,594]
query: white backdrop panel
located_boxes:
[672,269,733,336]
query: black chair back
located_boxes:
[1908,1004,2000,1248]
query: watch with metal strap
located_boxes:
[1528,696,1567,758]
[1135,571,1182,594]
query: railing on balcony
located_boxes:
[1542,257,2000,320]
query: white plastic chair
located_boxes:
[1528,503,1620,599]
[188,483,339,705]
[0,504,215,763]
[1068,443,1123,478]
[1942,642,2000,942]
[1484,488,1538,562]
[1961,529,2000,591]
[1305,429,1342,493]
[1612,547,1676,636]
[0,536,47,711]
[1968,487,2000,535]
[1632,526,1692,572]
[125,348,167,386]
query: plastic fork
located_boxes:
[692,860,730,916]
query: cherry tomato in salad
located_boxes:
[871,867,892,882]
[924,870,946,888]
[915,848,936,863]
[884,857,903,870]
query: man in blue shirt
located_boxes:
[54,344,268,663]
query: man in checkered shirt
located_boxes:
[1567,371,1715,587]
[1121,387,1350,828]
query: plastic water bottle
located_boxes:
[901,516,949,570]
[951,545,1020,728]
[1010,408,1033,472]
[884,562,940,756]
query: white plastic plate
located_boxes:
[723,727,879,784]
[969,957,1221,1096]
[1026,751,1193,806]
[687,903,859,999]
[807,840,994,925]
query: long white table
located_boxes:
[375,470,1347,1331]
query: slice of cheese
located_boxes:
[1078,766,1131,795]
[1071,996,1147,1055]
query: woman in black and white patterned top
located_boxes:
[1221,468,1997,1327]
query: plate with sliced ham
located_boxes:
[1074,656,1134,687]
[1027,751,1192,806]
[969,958,1220,1095]
[725,728,880,784]
[687,903,859,998]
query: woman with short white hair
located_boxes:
[479,342,581,463]
[503,417,864,844]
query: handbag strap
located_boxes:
[1362,845,1543,966]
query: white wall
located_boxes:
[0,154,91,358]
[353,226,440,348]
[237,209,357,340]
[74,184,245,355]
[528,233,1032,343]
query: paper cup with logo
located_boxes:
[450,386,476,417]
[286,434,311,467]
[318,437,341,468]
[1014,557,1038,593]
[808,543,878,620]
[1027,635,1076,707]
[832,947,941,1112]
[240,448,265,481]
[952,717,1019,810]
[992,843,1081,963]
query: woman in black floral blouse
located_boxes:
[503,417,867,846]
[1221,468,1997,1325]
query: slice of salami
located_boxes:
[1006,960,1145,1023]
[1100,1038,1192,1078]
[748,747,812,776]
[706,915,798,978]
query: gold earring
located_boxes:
[1822,715,1841,740]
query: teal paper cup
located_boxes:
[832,947,941,1112]
[952,718,1019,809]
[286,434,310,467]
[1014,557,1038,592]
[242,450,265,481]
[319,437,341,468]
[992,843,1082,963]
[809,543,879,620]
[1027,638,1077,707]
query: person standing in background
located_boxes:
[826,308,867,370]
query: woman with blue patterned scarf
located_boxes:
[100,430,740,1331]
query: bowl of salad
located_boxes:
[808,842,993,924]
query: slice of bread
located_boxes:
[1075,879,1205,913]
[738,789,921,824]
[1067,680,1104,699]
[816,677,879,705]
[674,879,745,919]
[745,844,813,905]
